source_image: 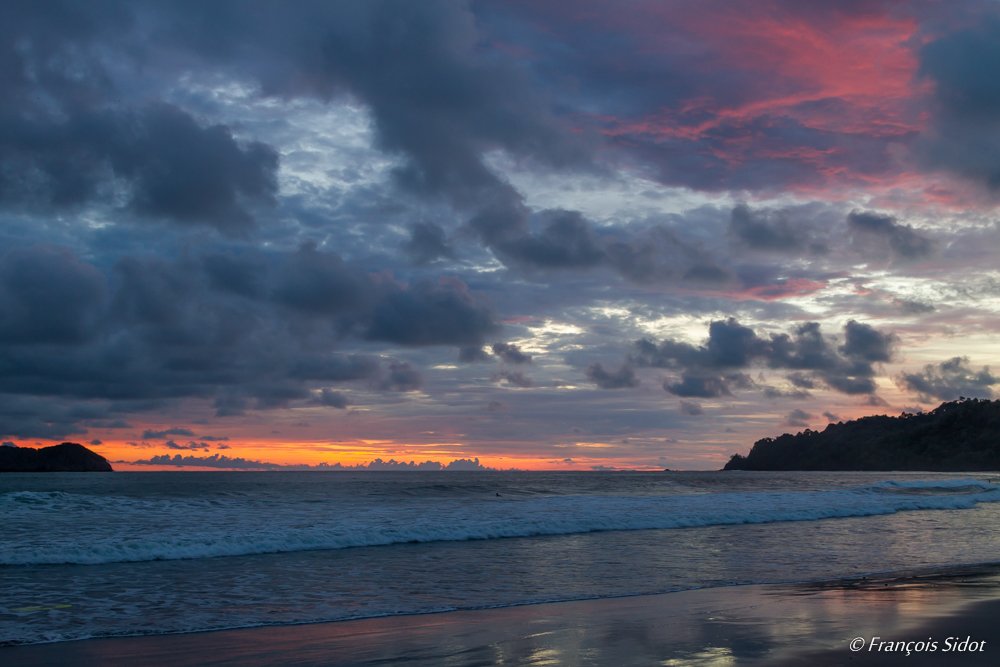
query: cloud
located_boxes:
[141,427,196,439]
[784,409,813,428]
[728,204,825,253]
[847,210,933,260]
[316,389,349,409]
[401,222,456,265]
[491,369,535,388]
[0,244,106,344]
[365,278,500,347]
[585,362,640,389]
[496,210,605,270]
[492,342,532,364]
[630,318,894,396]
[917,22,1000,190]
[895,357,1000,402]
[459,347,493,363]
[679,400,703,416]
[134,453,283,470]
[376,361,423,392]
[0,101,278,233]
[164,440,204,450]
[822,411,841,422]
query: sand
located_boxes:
[4,564,1000,666]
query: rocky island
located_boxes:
[0,442,114,472]
[725,397,1000,471]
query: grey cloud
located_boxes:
[0,101,278,233]
[402,222,456,265]
[141,427,196,439]
[762,385,811,400]
[917,22,1000,190]
[204,252,269,299]
[366,278,500,347]
[784,409,813,428]
[664,374,731,398]
[134,453,283,470]
[459,346,492,363]
[839,320,896,362]
[496,210,604,270]
[584,362,640,389]
[289,354,381,382]
[272,241,374,316]
[895,357,1000,402]
[377,361,423,392]
[895,299,936,315]
[847,210,932,260]
[492,369,535,388]
[728,204,825,253]
[316,388,349,409]
[679,400,703,416]
[822,411,841,422]
[631,318,894,396]
[492,342,532,365]
[0,244,106,344]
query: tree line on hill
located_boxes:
[725,398,1000,471]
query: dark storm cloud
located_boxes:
[847,210,933,260]
[0,241,505,436]
[839,320,896,362]
[917,21,1000,190]
[401,222,456,265]
[289,354,381,382]
[496,210,605,270]
[492,342,532,365]
[728,204,826,253]
[272,241,375,316]
[628,318,896,396]
[895,357,1000,402]
[584,362,640,389]
[316,388,349,408]
[0,244,106,344]
[376,361,423,392]
[365,278,500,347]
[0,101,278,233]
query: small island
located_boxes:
[724,397,1000,471]
[0,442,114,472]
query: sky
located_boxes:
[3,0,1000,470]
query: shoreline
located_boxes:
[5,563,1000,666]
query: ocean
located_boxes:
[3,470,1000,646]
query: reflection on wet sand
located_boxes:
[4,565,1000,666]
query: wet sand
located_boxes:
[4,564,1000,666]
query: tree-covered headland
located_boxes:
[724,398,1000,471]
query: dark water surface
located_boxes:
[2,471,999,645]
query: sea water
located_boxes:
[2,471,1000,645]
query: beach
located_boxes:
[4,565,999,666]
[4,471,1000,665]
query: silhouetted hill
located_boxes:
[724,398,1000,471]
[0,442,113,472]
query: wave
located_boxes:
[3,479,998,566]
